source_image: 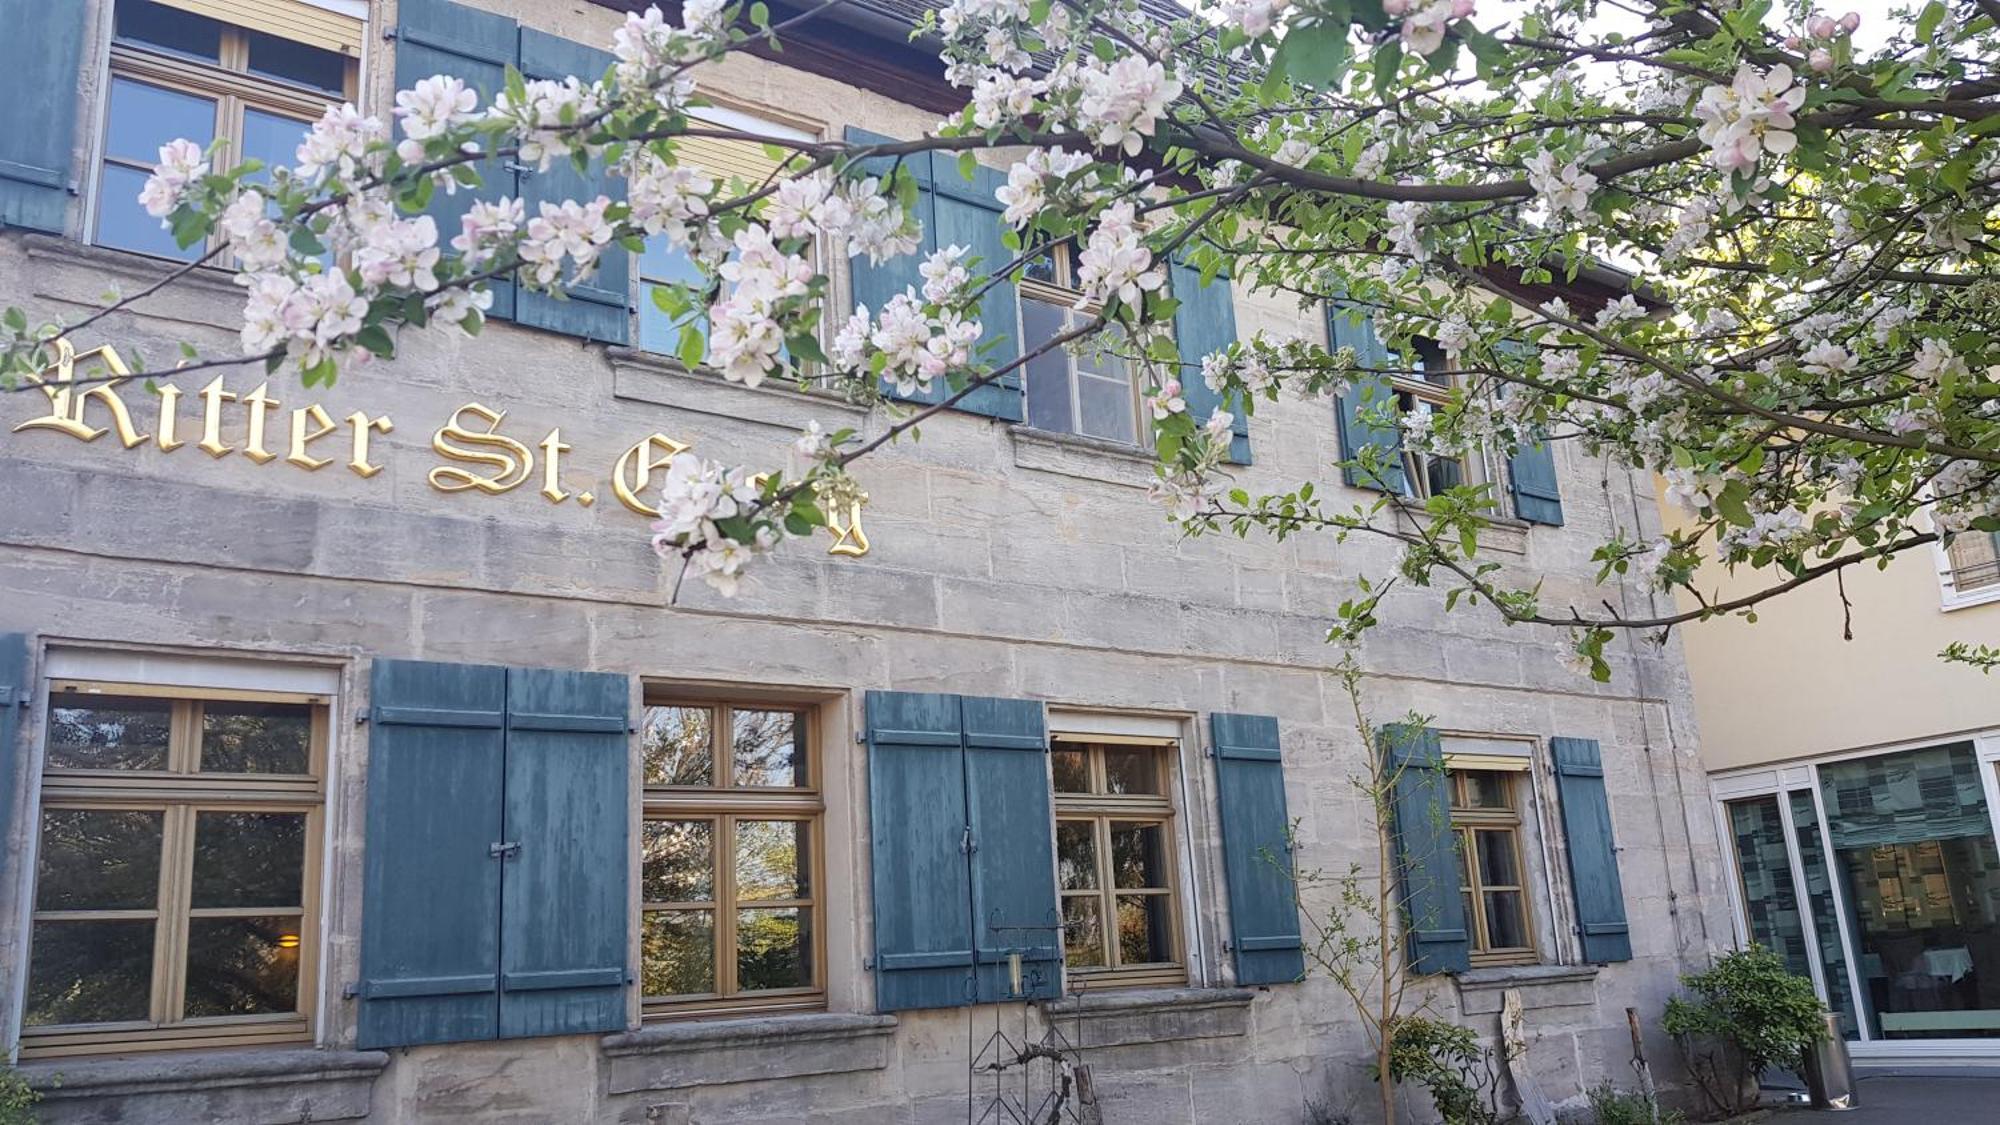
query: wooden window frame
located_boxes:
[1384,344,1490,502]
[1448,768,1539,969]
[640,696,826,1020]
[20,679,328,1059]
[1051,734,1187,990]
[97,5,359,260]
[1018,244,1148,447]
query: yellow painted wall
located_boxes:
[1668,489,2000,771]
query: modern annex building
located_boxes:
[1685,503,2000,1064]
[0,1,1732,1121]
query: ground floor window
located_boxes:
[1052,734,1186,988]
[639,696,824,1017]
[21,678,326,1058]
[1449,768,1537,966]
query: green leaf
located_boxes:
[289,225,326,257]
[1916,0,1947,42]
[750,1,769,28]
[677,323,707,368]
[1372,40,1403,100]
[1272,20,1351,92]
[355,325,396,359]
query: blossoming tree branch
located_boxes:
[3,0,1997,678]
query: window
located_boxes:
[1391,338,1474,500]
[639,698,823,1017]
[1449,769,1537,967]
[96,0,358,260]
[1021,244,1143,444]
[1942,530,2000,599]
[1051,736,1185,988]
[21,680,326,1058]
[640,108,817,362]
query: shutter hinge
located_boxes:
[489,840,522,859]
[863,956,874,971]
[343,980,361,999]
[355,708,370,726]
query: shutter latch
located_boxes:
[960,826,975,856]
[503,161,536,177]
[489,840,522,859]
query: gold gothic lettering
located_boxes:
[8,345,870,556]
[612,433,691,517]
[288,404,337,470]
[11,340,149,447]
[429,403,533,494]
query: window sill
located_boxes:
[17,1046,387,1122]
[1453,963,1600,1015]
[1009,425,1158,490]
[601,1011,897,1094]
[608,347,868,436]
[23,234,243,313]
[1940,583,2000,612]
[1040,986,1255,1049]
[1373,496,1531,557]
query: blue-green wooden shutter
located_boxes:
[395,0,519,320]
[0,634,28,866]
[0,6,84,232]
[359,659,507,1048]
[1171,258,1251,464]
[929,152,1022,422]
[845,127,943,407]
[498,666,632,1037]
[961,696,1059,1001]
[1508,439,1564,525]
[865,690,976,1011]
[1328,304,1407,493]
[1210,713,1305,985]
[1381,724,1469,974]
[515,30,631,344]
[1552,737,1632,963]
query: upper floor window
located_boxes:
[95,0,359,261]
[1941,530,2000,605]
[21,677,327,1058]
[1389,338,1480,501]
[639,108,818,364]
[1449,767,1537,967]
[639,697,823,1018]
[1052,735,1186,989]
[1021,243,1142,445]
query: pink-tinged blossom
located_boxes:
[1694,64,1806,174]
[869,290,981,396]
[996,148,1090,229]
[1911,338,1968,384]
[919,244,972,304]
[139,139,210,218]
[969,73,1043,129]
[217,189,285,270]
[452,197,527,267]
[1800,340,1855,376]
[1399,0,1472,57]
[517,197,616,287]
[830,306,871,369]
[354,215,443,292]
[1218,0,1291,38]
[1073,56,1182,156]
[488,78,603,171]
[1075,201,1164,308]
[1150,379,1187,420]
[295,103,385,183]
[395,75,478,146]
[844,178,922,264]
[426,285,494,332]
[626,153,712,245]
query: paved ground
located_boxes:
[1778,1071,2000,1123]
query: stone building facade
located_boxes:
[0,1,1733,1121]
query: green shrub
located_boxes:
[1377,1015,1505,1125]
[0,1066,39,1125]
[1587,1083,1684,1125]
[1661,945,1825,1116]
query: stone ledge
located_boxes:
[1041,986,1256,1049]
[1454,963,1600,1015]
[1009,426,1156,490]
[18,1047,388,1124]
[609,348,869,435]
[601,1012,897,1094]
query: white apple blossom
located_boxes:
[869,290,981,395]
[395,76,479,148]
[1150,379,1188,420]
[1075,201,1164,308]
[452,197,527,267]
[139,139,210,218]
[996,148,1090,229]
[1386,201,1428,261]
[217,190,285,271]
[1911,338,1968,384]
[970,73,1043,129]
[1800,340,1856,376]
[1694,64,1806,174]
[1524,151,1598,218]
[489,78,603,171]
[517,197,616,287]
[830,306,871,369]
[1400,0,1473,57]
[354,215,443,292]
[626,153,713,245]
[294,103,385,183]
[844,177,923,264]
[426,285,494,332]
[919,244,973,304]
[1219,0,1291,38]
[1072,56,1182,156]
